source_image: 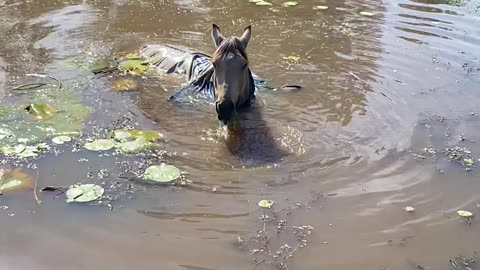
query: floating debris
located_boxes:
[405,206,416,212]
[457,210,473,218]
[359,11,376,17]
[258,199,275,208]
[282,1,298,7]
[313,5,329,10]
[283,55,300,63]
[111,78,139,92]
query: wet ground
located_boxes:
[1,0,480,269]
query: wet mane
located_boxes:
[212,37,249,63]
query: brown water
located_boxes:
[1,0,480,269]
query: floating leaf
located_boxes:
[25,103,57,121]
[313,5,329,10]
[255,1,272,5]
[66,184,104,203]
[0,167,34,194]
[52,136,72,145]
[283,55,300,63]
[118,60,149,74]
[457,210,473,217]
[112,129,164,142]
[84,139,115,151]
[111,78,139,92]
[258,200,274,208]
[1,143,47,158]
[12,83,47,91]
[116,136,151,153]
[464,158,474,166]
[143,163,181,183]
[282,1,298,7]
[90,59,113,74]
[359,11,376,16]
[125,53,142,60]
[405,206,416,212]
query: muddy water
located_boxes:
[1,0,480,269]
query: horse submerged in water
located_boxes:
[140,24,266,126]
[140,24,286,164]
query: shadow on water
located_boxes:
[223,103,287,167]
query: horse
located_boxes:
[139,24,266,126]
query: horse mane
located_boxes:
[212,37,249,63]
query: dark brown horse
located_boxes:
[210,24,255,125]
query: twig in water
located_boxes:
[251,259,265,270]
[26,73,63,91]
[34,170,41,205]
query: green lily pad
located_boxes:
[111,78,139,92]
[118,60,149,74]
[359,11,376,16]
[52,136,72,145]
[84,139,115,151]
[25,103,57,121]
[1,143,48,158]
[143,163,181,183]
[457,210,473,217]
[66,184,104,203]
[282,1,298,7]
[125,53,142,60]
[313,5,329,10]
[116,136,151,153]
[255,1,272,5]
[258,199,274,208]
[0,167,34,194]
[112,129,164,142]
[90,58,113,74]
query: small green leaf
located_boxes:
[116,136,151,153]
[359,11,376,16]
[282,1,298,7]
[118,60,149,74]
[52,136,72,145]
[25,103,57,121]
[143,163,181,183]
[457,210,473,217]
[125,53,142,60]
[84,139,115,151]
[112,129,164,142]
[255,1,272,6]
[313,5,329,10]
[66,184,104,203]
[258,200,274,208]
[283,55,300,63]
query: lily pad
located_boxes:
[90,58,113,74]
[457,210,473,217]
[111,78,139,92]
[359,11,376,16]
[25,103,57,121]
[282,1,298,7]
[255,1,272,5]
[112,129,164,142]
[2,143,48,158]
[66,184,104,203]
[143,163,181,183]
[125,53,142,60]
[313,5,329,10]
[84,139,115,151]
[116,136,151,153]
[405,206,416,212]
[0,167,34,194]
[118,60,149,74]
[258,199,274,208]
[52,136,72,145]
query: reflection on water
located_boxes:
[1,0,480,269]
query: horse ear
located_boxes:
[212,24,225,47]
[239,25,251,49]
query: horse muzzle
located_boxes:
[216,100,235,125]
